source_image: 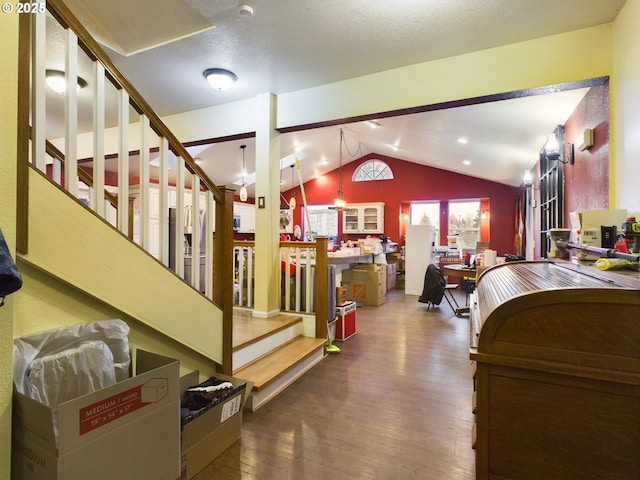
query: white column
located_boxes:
[252,93,281,317]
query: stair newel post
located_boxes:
[216,186,236,374]
[314,237,329,340]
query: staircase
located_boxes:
[232,310,327,412]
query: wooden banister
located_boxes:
[46,0,224,204]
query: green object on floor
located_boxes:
[326,336,341,354]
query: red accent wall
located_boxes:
[564,82,610,215]
[284,153,520,256]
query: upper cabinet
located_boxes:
[234,202,255,233]
[343,202,384,234]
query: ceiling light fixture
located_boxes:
[203,68,238,91]
[334,128,347,211]
[239,144,248,202]
[45,69,87,94]
[289,165,296,210]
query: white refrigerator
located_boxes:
[405,224,435,295]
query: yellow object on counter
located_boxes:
[594,258,632,270]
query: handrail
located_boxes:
[46,0,224,204]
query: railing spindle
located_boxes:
[92,62,106,216]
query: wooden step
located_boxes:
[234,336,327,411]
[232,310,303,350]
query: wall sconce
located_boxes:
[523,169,533,187]
[543,125,574,165]
[544,125,562,162]
[481,209,489,219]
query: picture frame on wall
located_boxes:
[279,208,293,234]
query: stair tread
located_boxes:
[234,336,326,391]
[233,310,303,350]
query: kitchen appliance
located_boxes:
[547,228,571,259]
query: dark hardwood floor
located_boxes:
[195,288,476,480]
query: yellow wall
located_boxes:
[612,0,640,213]
[278,25,613,130]
[0,9,18,479]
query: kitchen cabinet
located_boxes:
[234,202,255,233]
[342,202,384,234]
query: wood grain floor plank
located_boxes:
[195,289,476,480]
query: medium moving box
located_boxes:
[12,350,181,480]
[342,264,386,306]
[180,371,252,480]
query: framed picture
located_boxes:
[279,208,293,233]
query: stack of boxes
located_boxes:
[340,264,386,306]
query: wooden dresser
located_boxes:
[469,260,640,480]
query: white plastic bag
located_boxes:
[13,319,131,403]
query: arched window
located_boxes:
[352,159,394,182]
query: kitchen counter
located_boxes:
[327,252,374,265]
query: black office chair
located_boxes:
[418,264,460,313]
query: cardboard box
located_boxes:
[386,263,397,291]
[180,371,252,480]
[569,209,628,259]
[12,350,181,480]
[342,264,386,306]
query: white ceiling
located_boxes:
[51,0,625,192]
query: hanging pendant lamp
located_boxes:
[239,145,248,202]
[289,165,297,210]
[333,128,347,211]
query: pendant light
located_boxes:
[289,165,297,210]
[333,128,347,211]
[239,145,248,202]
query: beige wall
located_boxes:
[0,9,18,479]
[3,3,640,472]
[612,0,640,213]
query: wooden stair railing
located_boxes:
[16,0,236,372]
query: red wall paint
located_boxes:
[563,82,610,216]
[284,153,520,256]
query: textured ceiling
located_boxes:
[47,0,625,190]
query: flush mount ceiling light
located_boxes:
[45,69,87,94]
[203,68,237,91]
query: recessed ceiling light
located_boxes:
[457,137,468,144]
[462,159,471,166]
[368,120,380,128]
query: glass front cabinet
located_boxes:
[342,202,385,234]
